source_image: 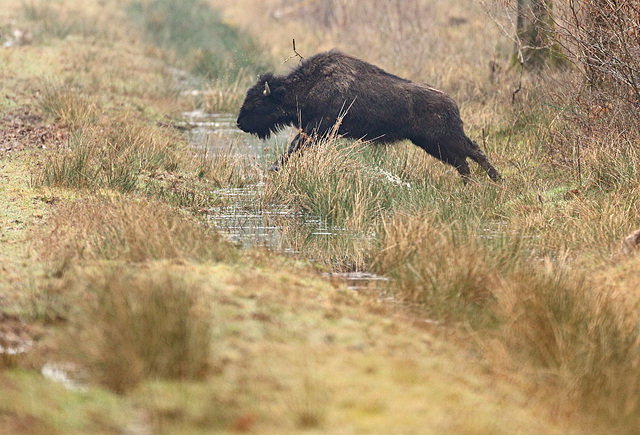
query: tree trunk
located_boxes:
[514,0,563,69]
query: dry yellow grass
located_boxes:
[39,193,233,274]
[209,0,640,430]
[2,0,640,432]
[65,267,212,393]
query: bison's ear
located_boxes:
[258,72,275,84]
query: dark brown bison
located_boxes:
[236,50,501,181]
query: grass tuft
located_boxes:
[287,372,331,429]
[35,116,183,192]
[375,211,521,326]
[195,143,260,188]
[39,194,233,275]
[38,78,98,129]
[264,135,406,231]
[68,268,211,393]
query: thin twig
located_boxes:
[282,39,305,64]
[576,138,582,188]
[481,127,488,153]
[512,53,524,104]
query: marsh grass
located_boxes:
[38,78,98,129]
[195,143,261,188]
[40,194,233,276]
[127,0,266,79]
[262,135,397,269]
[374,208,640,426]
[276,222,375,271]
[375,212,522,326]
[142,176,223,210]
[496,265,640,425]
[35,114,183,192]
[22,0,103,40]
[260,103,640,426]
[66,268,211,393]
[262,126,508,269]
[265,136,411,231]
[15,0,640,429]
[35,78,257,203]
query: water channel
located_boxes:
[185,110,388,291]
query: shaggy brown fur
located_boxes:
[237,50,501,181]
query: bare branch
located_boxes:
[282,38,305,64]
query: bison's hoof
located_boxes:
[268,162,281,172]
[490,172,503,182]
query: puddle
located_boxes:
[183,110,291,158]
[185,110,298,248]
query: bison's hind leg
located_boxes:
[465,138,502,182]
[410,137,472,182]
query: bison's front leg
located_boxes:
[268,131,311,171]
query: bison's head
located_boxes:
[237,74,289,139]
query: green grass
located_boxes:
[127,0,267,80]
[35,116,182,192]
[256,87,640,429]
[0,370,132,433]
[37,78,99,129]
[194,142,261,188]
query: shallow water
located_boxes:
[323,271,390,292]
[183,110,289,158]
[183,110,299,249]
[185,110,387,290]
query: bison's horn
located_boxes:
[263,82,271,97]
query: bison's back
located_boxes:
[288,51,464,142]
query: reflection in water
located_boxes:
[184,110,290,158]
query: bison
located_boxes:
[236,50,501,182]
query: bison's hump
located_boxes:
[289,50,411,85]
